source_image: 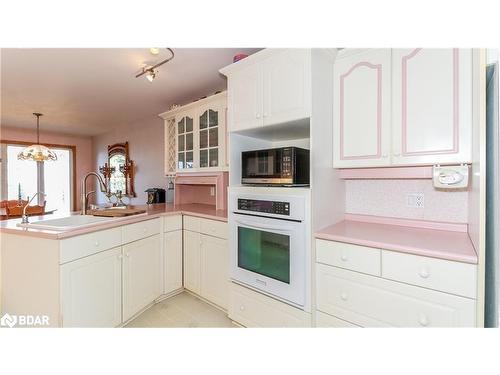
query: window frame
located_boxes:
[0,140,77,211]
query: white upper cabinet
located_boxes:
[221,49,311,132]
[228,63,263,132]
[263,49,311,126]
[392,48,472,165]
[159,92,227,173]
[333,49,392,168]
[332,48,473,169]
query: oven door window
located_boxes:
[237,226,290,284]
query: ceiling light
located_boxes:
[135,48,174,82]
[149,48,160,55]
[17,113,58,162]
[146,70,156,82]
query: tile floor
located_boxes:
[124,292,237,328]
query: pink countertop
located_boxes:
[315,215,478,264]
[0,203,227,240]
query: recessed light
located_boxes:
[149,48,160,55]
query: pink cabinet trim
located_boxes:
[401,48,460,156]
[337,166,434,179]
[340,61,382,160]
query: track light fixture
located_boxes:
[136,48,174,82]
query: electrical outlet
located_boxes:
[406,193,424,208]
[210,187,215,196]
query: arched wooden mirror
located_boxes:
[101,142,136,197]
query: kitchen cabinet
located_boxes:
[333,49,392,168]
[159,92,227,173]
[200,235,229,309]
[183,215,229,309]
[60,247,122,328]
[163,215,183,295]
[183,229,202,294]
[314,239,477,327]
[221,49,311,132]
[122,234,162,322]
[332,48,472,169]
[392,48,472,165]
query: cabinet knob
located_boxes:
[419,268,430,279]
[125,252,130,257]
[419,315,429,327]
[240,305,245,311]
[256,113,261,119]
[143,228,148,233]
[340,254,348,262]
[94,241,99,247]
[340,292,348,301]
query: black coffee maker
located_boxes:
[145,188,166,204]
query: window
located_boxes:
[1,143,74,213]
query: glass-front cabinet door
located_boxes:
[177,114,194,170]
[199,108,220,168]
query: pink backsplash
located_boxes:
[345,179,468,223]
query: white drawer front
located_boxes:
[122,218,161,244]
[381,251,477,298]
[228,283,311,327]
[316,239,381,276]
[60,227,122,264]
[164,215,182,232]
[315,311,360,328]
[183,215,200,232]
[316,264,476,327]
[199,218,227,239]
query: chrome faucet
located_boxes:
[21,192,45,224]
[81,172,108,215]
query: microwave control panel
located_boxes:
[238,199,290,216]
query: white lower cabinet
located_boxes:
[183,216,229,310]
[316,262,476,327]
[60,247,122,328]
[164,230,183,295]
[183,230,202,295]
[122,234,162,322]
[201,235,229,309]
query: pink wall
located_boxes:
[92,116,167,205]
[0,126,94,210]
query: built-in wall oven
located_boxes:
[229,188,309,308]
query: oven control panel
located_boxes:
[238,198,290,216]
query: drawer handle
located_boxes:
[340,292,348,301]
[340,254,348,262]
[419,315,429,327]
[94,241,100,247]
[419,268,430,279]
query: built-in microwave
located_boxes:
[241,147,310,186]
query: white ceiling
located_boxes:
[1,48,261,136]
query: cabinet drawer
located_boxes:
[200,218,227,239]
[60,227,122,264]
[122,218,161,244]
[315,311,360,328]
[183,215,200,232]
[164,215,182,232]
[316,239,381,276]
[228,282,311,327]
[316,264,475,327]
[381,251,477,298]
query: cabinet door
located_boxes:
[333,49,392,168]
[392,48,472,165]
[198,104,226,169]
[122,235,162,322]
[60,247,122,327]
[164,230,183,294]
[200,235,229,309]
[227,63,263,132]
[183,230,201,294]
[263,49,311,126]
[176,111,196,171]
